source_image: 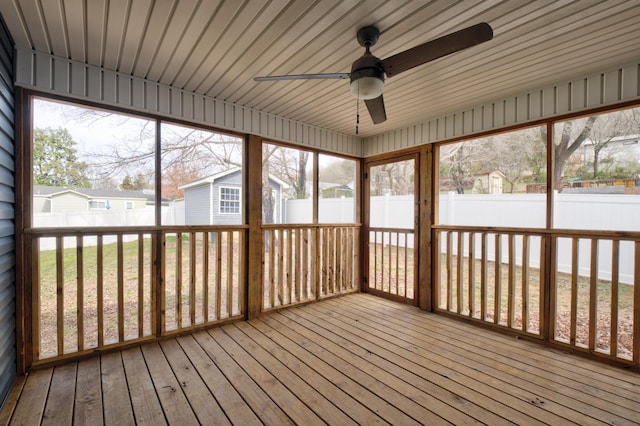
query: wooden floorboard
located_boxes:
[3,293,640,425]
[308,298,633,425]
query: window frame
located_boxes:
[218,185,241,215]
[88,199,107,210]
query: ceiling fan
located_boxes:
[254,23,493,126]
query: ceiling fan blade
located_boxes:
[365,95,386,124]
[381,22,493,77]
[254,73,350,81]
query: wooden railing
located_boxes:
[262,224,360,310]
[368,227,416,303]
[26,226,246,364]
[433,225,640,366]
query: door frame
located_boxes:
[363,152,420,305]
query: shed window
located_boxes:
[219,187,240,214]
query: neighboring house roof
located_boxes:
[179,167,290,190]
[33,185,157,202]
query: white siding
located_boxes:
[183,184,211,226]
[0,15,14,410]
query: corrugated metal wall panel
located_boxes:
[14,48,361,157]
[364,60,640,156]
[0,15,14,410]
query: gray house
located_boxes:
[179,168,288,225]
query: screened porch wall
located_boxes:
[363,60,640,157]
[13,48,361,158]
[14,49,640,161]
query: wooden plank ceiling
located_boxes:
[2,0,640,137]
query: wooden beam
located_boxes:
[246,134,264,319]
[419,144,433,311]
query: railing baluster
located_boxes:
[324,228,330,295]
[468,232,475,318]
[202,234,209,322]
[611,239,619,357]
[589,238,598,351]
[373,230,378,291]
[570,238,579,345]
[351,228,356,290]
[97,235,104,348]
[77,236,84,351]
[117,234,124,342]
[446,231,453,312]
[56,236,64,356]
[480,233,487,321]
[268,230,275,309]
[176,233,183,329]
[331,228,337,294]
[295,228,301,302]
[216,231,223,318]
[433,231,441,309]
[457,231,464,314]
[386,231,392,295]
[238,231,245,316]
[335,227,340,293]
[313,227,320,299]
[508,234,515,328]
[522,235,530,333]
[494,234,502,325]
[137,234,144,338]
[154,232,161,335]
[190,232,196,325]
[227,231,234,317]
[403,232,408,298]
[286,229,292,304]
[302,229,309,299]
[633,241,640,364]
[343,228,349,292]
[277,229,284,305]
[546,235,556,343]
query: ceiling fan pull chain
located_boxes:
[356,81,360,135]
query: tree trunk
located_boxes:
[553,116,598,192]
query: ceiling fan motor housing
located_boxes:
[350,52,385,99]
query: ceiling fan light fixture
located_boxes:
[350,76,384,100]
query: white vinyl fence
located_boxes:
[34,205,184,250]
[34,193,640,283]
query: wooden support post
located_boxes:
[419,144,433,311]
[246,134,264,319]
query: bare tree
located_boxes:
[551,116,598,191]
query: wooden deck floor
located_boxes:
[2,293,640,425]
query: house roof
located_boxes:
[2,1,639,138]
[179,168,290,190]
[33,185,155,202]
